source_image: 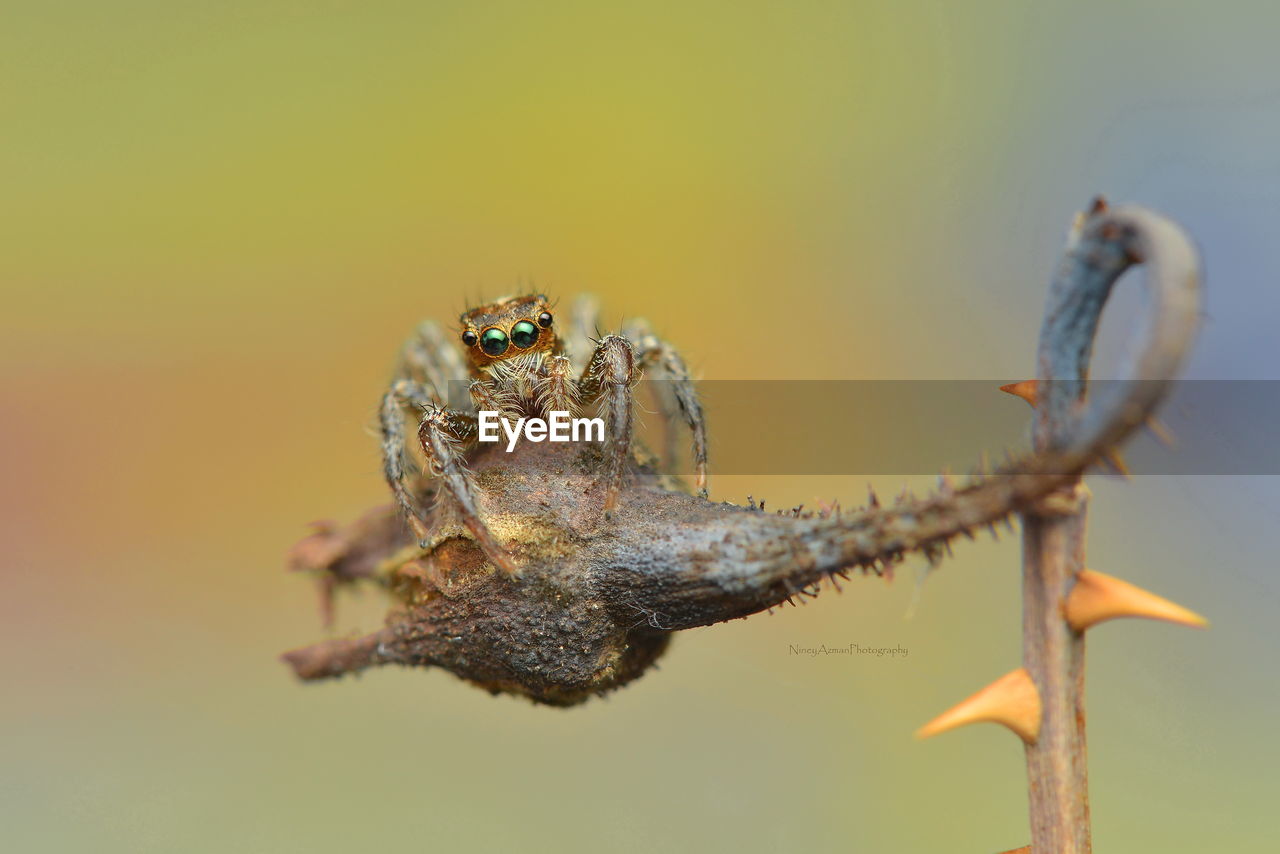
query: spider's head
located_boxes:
[458,294,557,368]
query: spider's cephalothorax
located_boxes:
[457,293,558,372]
[378,293,708,575]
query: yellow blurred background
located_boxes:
[3,2,1278,851]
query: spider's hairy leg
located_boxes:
[622,318,709,496]
[577,334,637,514]
[379,379,439,540]
[417,406,517,574]
[566,294,601,376]
[379,321,470,540]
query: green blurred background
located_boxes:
[4,2,1278,851]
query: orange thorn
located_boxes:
[999,380,1039,408]
[1102,448,1131,478]
[916,668,1042,744]
[1065,569,1208,632]
[1146,416,1176,447]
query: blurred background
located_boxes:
[3,1,1278,851]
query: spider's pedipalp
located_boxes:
[469,378,518,422]
[535,354,578,415]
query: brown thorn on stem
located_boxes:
[1000,379,1040,408]
[1100,448,1131,479]
[1145,416,1176,447]
[1064,569,1208,632]
[916,667,1043,744]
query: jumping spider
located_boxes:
[286,252,1166,706]
[379,293,708,574]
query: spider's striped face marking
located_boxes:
[459,295,556,368]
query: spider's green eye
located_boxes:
[511,320,539,349]
[480,327,509,356]
[461,329,478,346]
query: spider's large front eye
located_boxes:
[461,329,478,347]
[480,327,509,356]
[510,320,539,349]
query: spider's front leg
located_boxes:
[379,378,440,541]
[577,334,638,514]
[379,321,513,572]
[417,405,517,574]
[379,320,470,540]
[622,318,708,496]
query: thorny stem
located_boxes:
[1022,488,1091,852]
[1020,201,1201,852]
